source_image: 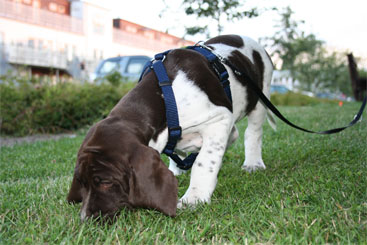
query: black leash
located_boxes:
[140,42,365,171]
[198,43,366,135]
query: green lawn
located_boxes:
[1,103,366,244]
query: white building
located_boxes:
[0,0,194,79]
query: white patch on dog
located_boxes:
[80,189,91,221]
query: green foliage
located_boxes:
[104,70,124,87]
[268,6,323,71]
[0,76,134,136]
[182,0,258,37]
[270,92,337,106]
[294,49,351,94]
[95,70,133,87]
[359,69,367,78]
[1,103,366,243]
[267,7,352,96]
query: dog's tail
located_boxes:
[267,110,277,131]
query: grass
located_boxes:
[1,102,366,244]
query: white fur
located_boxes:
[80,189,91,221]
[148,36,273,207]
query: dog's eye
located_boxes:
[93,176,113,189]
[100,180,113,189]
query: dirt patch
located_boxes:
[0,133,77,147]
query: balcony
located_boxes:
[0,0,83,34]
[3,43,67,70]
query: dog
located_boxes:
[67,35,274,220]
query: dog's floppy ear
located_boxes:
[67,124,99,203]
[128,145,178,216]
[66,149,97,204]
[67,165,83,203]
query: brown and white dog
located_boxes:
[67,35,274,220]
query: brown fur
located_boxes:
[205,34,244,48]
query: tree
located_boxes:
[293,48,351,95]
[182,0,258,37]
[266,7,353,95]
[268,6,323,71]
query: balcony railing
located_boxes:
[0,0,83,34]
[3,43,68,69]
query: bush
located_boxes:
[0,76,135,136]
[0,74,337,136]
[270,92,337,106]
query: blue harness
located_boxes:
[139,45,232,170]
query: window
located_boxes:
[49,2,57,12]
[58,5,66,14]
[126,26,137,33]
[144,31,155,39]
[47,40,53,50]
[125,58,148,75]
[28,39,35,48]
[38,40,43,49]
[33,0,40,8]
[93,23,105,35]
[99,60,120,75]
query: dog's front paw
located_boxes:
[177,193,210,209]
[242,160,266,173]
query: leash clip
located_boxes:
[197,42,228,64]
[152,54,166,63]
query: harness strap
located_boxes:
[147,52,197,170]
[187,46,232,102]
[140,47,232,170]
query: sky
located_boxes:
[97,0,367,66]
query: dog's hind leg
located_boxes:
[242,103,267,172]
[227,125,239,148]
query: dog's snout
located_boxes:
[80,208,100,222]
[80,208,118,223]
[80,208,90,222]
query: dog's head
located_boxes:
[66,119,178,221]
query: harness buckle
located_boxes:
[220,71,229,80]
[221,80,230,87]
[168,126,182,140]
[159,80,173,87]
[154,53,167,62]
[197,42,228,64]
